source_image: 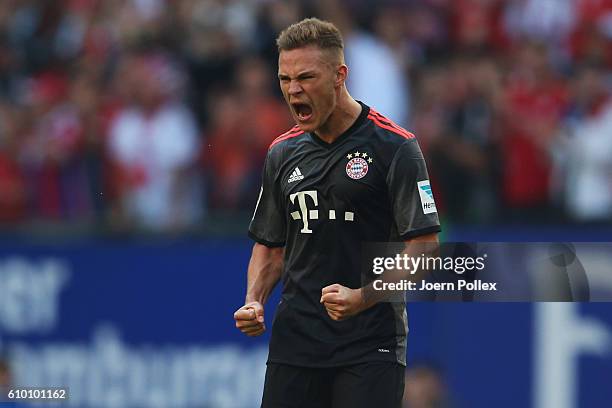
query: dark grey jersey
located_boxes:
[249,102,440,367]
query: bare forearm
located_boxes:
[361,233,440,308]
[245,243,284,305]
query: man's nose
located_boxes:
[288,80,302,95]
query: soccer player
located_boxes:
[234,18,440,408]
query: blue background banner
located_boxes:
[0,240,611,407]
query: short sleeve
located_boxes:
[386,139,441,240]
[248,153,286,247]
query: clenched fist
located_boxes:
[320,284,365,321]
[234,301,266,336]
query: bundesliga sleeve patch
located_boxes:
[417,180,437,214]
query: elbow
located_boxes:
[253,242,285,261]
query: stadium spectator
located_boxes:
[235,56,293,158]
[18,71,94,221]
[499,41,569,222]
[342,5,412,126]
[69,69,115,223]
[428,54,502,223]
[204,90,254,210]
[107,52,202,232]
[557,63,612,222]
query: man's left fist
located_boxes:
[320,284,365,321]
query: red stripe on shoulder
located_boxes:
[368,114,414,140]
[369,109,415,139]
[269,127,304,149]
[369,109,414,138]
[272,125,300,142]
[280,125,300,137]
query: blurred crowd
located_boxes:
[0,0,610,234]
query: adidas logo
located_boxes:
[288,167,304,183]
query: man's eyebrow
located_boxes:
[278,71,318,79]
[297,71,317,78]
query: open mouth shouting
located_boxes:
[291,102,313,122]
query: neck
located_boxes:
[315,90,362,144]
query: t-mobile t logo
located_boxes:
[289,190,354,233]
[289,190,318,233]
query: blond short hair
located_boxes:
[276,18,344,62]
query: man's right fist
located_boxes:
[234,301,266,337]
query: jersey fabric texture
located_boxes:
[249,102,441,367]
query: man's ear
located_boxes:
[335,64,348,88]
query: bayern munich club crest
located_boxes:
[345,151,373,179]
